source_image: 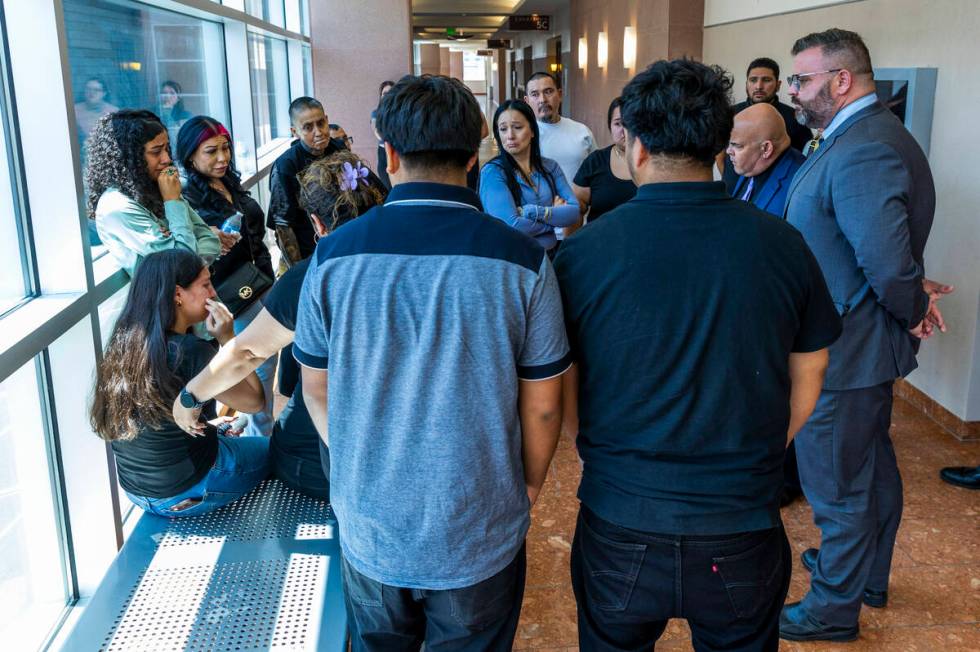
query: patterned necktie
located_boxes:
[805,136,824,157]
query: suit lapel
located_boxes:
[784,101,887,213]
[732,175,747,198]
[754,154,790,212]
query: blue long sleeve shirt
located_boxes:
[479,157,580,251]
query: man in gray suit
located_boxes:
[779,28,939,642]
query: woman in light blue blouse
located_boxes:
[480,100,580,253]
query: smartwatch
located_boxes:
[179,387,206,410]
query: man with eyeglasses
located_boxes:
[779,28,945,643]
[329,123,353,150]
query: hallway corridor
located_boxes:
[515,396,980,651]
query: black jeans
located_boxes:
[571,507,790,652]
[269,436,329,501]
[342,543,526,652]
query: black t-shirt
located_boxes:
[261,258,323,466]
[554,182,841,536]
[111,334,219,499]
[573,146,637,222]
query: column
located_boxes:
[439,47,451,76]
[450,51,464,79]
[310,0,413,163]
[419,43,441,75]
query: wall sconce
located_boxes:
[549,62,558,72]
[623,26,636,69]
[597,31,608,69]
[578,36,587,69]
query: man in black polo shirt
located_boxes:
[737,57,813,152]
[554,59,842,651]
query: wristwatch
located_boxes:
[179,387,206,409]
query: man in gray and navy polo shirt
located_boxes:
[294,75,570,652]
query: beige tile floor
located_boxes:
[515,397,980,651]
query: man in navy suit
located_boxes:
[779,28,943,642]
[727,103,805,217]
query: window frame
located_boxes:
[0,0,311,646]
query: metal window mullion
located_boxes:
[0,9,39,304]
[34,349,80,642]
[225,20,260,181]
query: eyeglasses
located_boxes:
[786,69,842,90]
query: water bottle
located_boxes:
[221,211,243,235]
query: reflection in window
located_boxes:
[248,31,291,156]
[0,361,68,650]
[62,0,231,251]
[62,0,231,170]
[0,29,30,316]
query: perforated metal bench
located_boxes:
[63,479,347,651]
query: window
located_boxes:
[62,0,231,249]
[286,0,310,36]
[302,44,314,96]
[463,51,487,82]
[0,20,30,317]
[246,0,286,28]
[0,360,70,651]
[248,31,291,156]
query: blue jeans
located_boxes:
[125,436,271,518]
[571,506,790,652]
[234,292,278,438]
[342,543,526,652]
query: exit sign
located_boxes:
[509,15,550,31]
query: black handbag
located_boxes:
[215,260,273,317]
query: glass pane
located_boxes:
[245,0,285,27]
[464,51,487,82]
[0,67,29,316]
[247,31,291,156]
[62,0,231,249]
[302,44,314,97]
[0,361,69,649]
[285,0,310,36]
[97,286,137,526]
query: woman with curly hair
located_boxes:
[177,115,276,438]
[172,150,386,501]
[87,109,222,276]
[91,249,269,517]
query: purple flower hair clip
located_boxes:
[339,161,370,191]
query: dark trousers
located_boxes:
[571,507,790,652]
[784,439,802,492]
[341,543,526,652]
[795,381,901,627]
[269,438,329,502]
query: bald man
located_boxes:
[726,103,806,217]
